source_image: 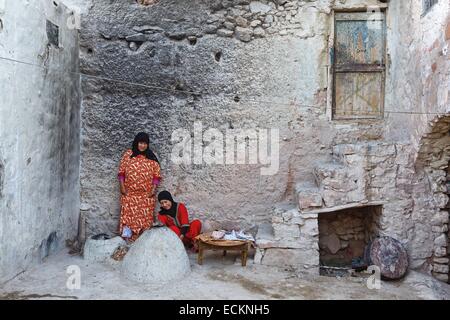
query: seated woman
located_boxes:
[157,191,202,249]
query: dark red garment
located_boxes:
[158,203,202,246]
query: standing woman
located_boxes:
[118,132,161,242]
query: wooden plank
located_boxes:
[335,19,384,65]
[335,12,384,21]
[335,64,385,72]
[334,72,383,119]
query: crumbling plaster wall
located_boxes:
[0,0,81,283]
[79,0,387,236]
[79,0,448,280]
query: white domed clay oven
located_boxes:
[121,227,191,283]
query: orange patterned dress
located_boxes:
[118,149,161,241]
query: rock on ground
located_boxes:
[83,236,126,263]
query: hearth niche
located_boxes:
[318,205,382,275]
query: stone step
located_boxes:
[295,181,323,211]
[312,160,367,207]
[255,223,278,249]
[312,160,348,187]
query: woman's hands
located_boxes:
[148,185,156,198]
[120,182,127,196]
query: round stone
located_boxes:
[365,236,409,280]
[121,227,191,283]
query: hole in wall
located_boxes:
[0,19,3,32]
[189,37,197,46]
[214,51,222,62]
[46,20,59,47]
[233,96,240,102]
[129,41,144,51]
[53,1,58,7]
[87,48,93,54]
[318,205,382,276]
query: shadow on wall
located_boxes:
[39,231,58,262]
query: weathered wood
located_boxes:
[366,236,409,280]
[333,11,386,120]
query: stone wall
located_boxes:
[384,0,449,148]
[414,115,450,282]
[79,0,388,237]
[0,0,80,283]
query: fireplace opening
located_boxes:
[318,205,382,276]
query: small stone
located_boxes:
[133,25,164,33]
[207,15,220,23]
[129,42,138,51]
[434,234,447,247]
[249,1,271,13]
[432,272,449,282]
[80,203,91,211]
[235,26,253,42]
[253,248,264,264]
[125,33,147,42]
[264,15,274,23]
[433,257,449,264]
[187,36,197,44]
[224,21,235,30]
[433,264,449,274]
[431,225,448,233]
[262,23,271,29]
[282,210,293,221]
[225,16,235,23]
[205,24,219,34]
[217,28,234,37]
[235,16,248,27]
[434,246,447,257]
[166,31,186,40]
[253,27,265,37]
[250,20,262,27]
[272,216,283,224]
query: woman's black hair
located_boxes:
[131,132,159,163]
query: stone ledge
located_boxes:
[301,201,386,215]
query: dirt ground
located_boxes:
[1,250,449,300]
